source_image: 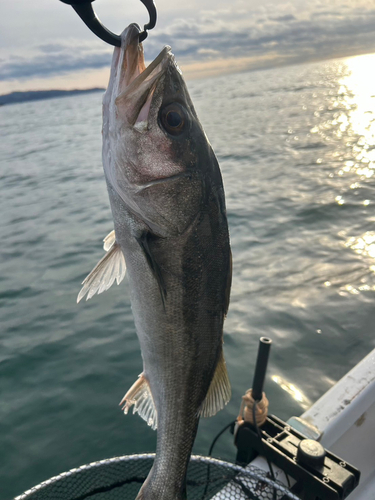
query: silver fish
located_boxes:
[80,23,232,500]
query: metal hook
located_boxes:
[60,0,157,46]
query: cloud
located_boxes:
[270,15,296,22]
[150,4,375,63]
[38,44,72,54]
[1,1,375,84]
[0,43,112,81]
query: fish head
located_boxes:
[103,24,219,236]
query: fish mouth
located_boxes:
[112,24,173,125]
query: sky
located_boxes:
[1,0,375,94]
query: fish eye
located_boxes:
[166,110,182,128]
[160,103,187,136]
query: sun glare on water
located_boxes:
[311,53,375,183]
[338,55,375,294]
[310,53,375,297]
[271,375,312,410]
[339,54,375,168]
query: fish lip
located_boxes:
[115,44,173,103]
[114,42,174,127]
[110,24,174,125]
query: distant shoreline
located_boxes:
[0,88,105,106]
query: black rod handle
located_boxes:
[251,337,272,401]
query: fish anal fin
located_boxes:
[199,351,231,418]
[120,374,157,430]
[77,240,126,303]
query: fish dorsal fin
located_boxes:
[199,351,231,418]
[120,374,157,430]
[77,231,126,303]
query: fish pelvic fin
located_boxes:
[199,351,231,418]
[120,374,157,430]
[77,230,126,303]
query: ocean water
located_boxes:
[1,53,375,499]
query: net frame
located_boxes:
[16,454,301,500]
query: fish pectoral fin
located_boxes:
[199,351,231,418]
[77,234,126,303]
[136,232,166,308]
[120,374,157,430]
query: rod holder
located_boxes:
[251,337,272,402]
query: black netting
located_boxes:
[15,454,301,500]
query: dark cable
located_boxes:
[202,420,236,499]
[203,404,290,499]
[208,420,236,457]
